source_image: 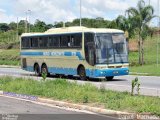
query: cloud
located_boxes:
[0,0,158,24]
[13,0,77,23]
[76,0,135,20]
[0,8,15,23]
[0,8,6,13]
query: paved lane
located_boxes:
[0,67,160,96]
[0,96,118,120]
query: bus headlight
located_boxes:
[100,71,106,75]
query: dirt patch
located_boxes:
[0,42,19,49]
[129,40,138,52]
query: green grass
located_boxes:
[0,30,18,45]
[130,64,160,76]
[129,35,160,65]
[0,76,160,116]
[128,35,160,75]
[0,49,20,66]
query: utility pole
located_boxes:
[80,0,82,26]
[28,10,31,32]
[157,0,160,67]
[16,17,19,42]
[25,11,28,33]
[149,0,150,5]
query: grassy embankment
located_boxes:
[0,49,20,66]
[0,30,20,66]
[0,76,160,116]
[129,35,160,76]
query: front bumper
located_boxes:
[87,67,129,78]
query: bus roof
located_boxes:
[21,26,124,37]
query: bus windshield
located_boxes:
[95,33,128,64]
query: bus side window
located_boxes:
[74,34,82,47]
[70,36,74,47]
[31,37,39,48]
[39,37,48,48]
[48,36,60,48]
[22,37,30,49]
[30,38,33,48]
[39,37,43,48]
[70,33,82,48]
[67,36,71,47]
[60,35,70,47]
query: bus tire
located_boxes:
[41,64,49,77]
[34,64,40,76]
[68,75,73,79]
[105,76,114,81]
[78,65,86,80]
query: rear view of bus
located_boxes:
[20,27,129,80]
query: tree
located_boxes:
[9,22,17,30]
[126,0,155,65]
[33,19,47,32]
[53,18,112,28]
[18,20,26,35]
[46,24,54,29]
[0,23,10,32]
[107,20,117,29]
[116,15,135,38]
[54,21,63,28]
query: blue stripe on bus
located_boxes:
[23,66,129,78]
[21,52,43,56]
[48,67,77,75]
[20,51,84,60]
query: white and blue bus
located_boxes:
[20,26,129,80]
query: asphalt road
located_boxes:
[0,67,160,96]
[0,96,118,120]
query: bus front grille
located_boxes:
[108,66,122,68]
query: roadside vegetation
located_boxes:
[0,49,20,65]
[130,64,160,76]
[0,76,159,116]
[129,35,160,76]
[0,0,160,76]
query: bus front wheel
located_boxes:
[105,76,114,81]
[78,66,86,80]
[34,64,40,76]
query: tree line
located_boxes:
[0,18,117,34]
[0,19,54,35]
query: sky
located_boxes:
[0,0,159,26]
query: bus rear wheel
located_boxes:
[41,64,49,77]
[78,66,86,80]
[105,76,114,81]
[34,64,40,76]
